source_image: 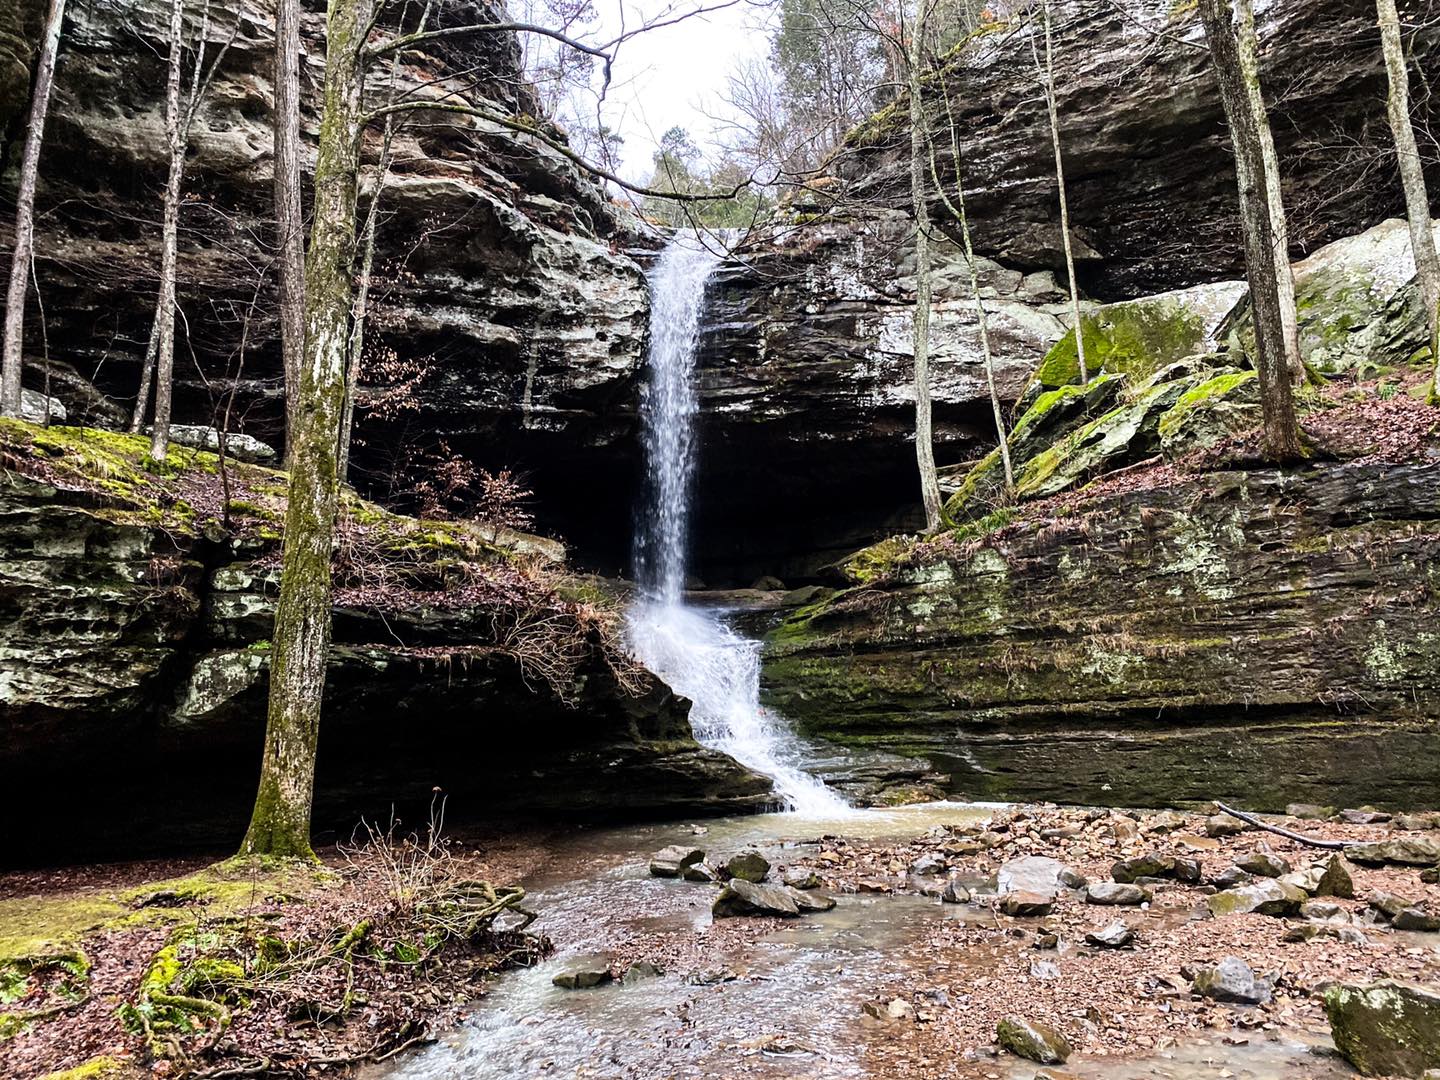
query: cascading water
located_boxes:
[628,233,850,816]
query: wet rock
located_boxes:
[998,891,1054,917]
[552,963,613,989]
[998,856,1069,900]
[782,868,822,890]
[1288,803,1337,821]
[996,1016,1072,1065]
[1346,837,1440,867]
[941,878,973,904]
[1085,882,1151,906]
[683,862,721,883]
[687,967,740,985]
[910,852,948,876]
[1086,921,1135,948]
[649,846,705,878]
[787,888,837,913]
[1340,807,1393,825]
[1112,853,1174,884]
[1236,848,1291,878]
[725,850,771,883]
[1205,815,1248,838]
[1316,855,1356,899]
[1325,980,1440,1076]
[1192,957,1272,1004]
[1393,907,1440,932]
[1207,879,1305,917]
[620,961,663,985]
[712,879,800,918]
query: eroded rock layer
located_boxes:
[762,462,1440,811]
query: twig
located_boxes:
[1215,802,1346,849]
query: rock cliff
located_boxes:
[0,424,769,862]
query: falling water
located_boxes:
[628,233,849,816]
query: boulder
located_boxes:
[910,852,948,876]
[1210,867,1254,890]
[1288,804,1337,821]
[1325,980,1440,1076]
[1371,891,1415,921]
[941,878,972,905]
[997,856,1070,900]
[1346,837,1440,867]
[1085,921,1135,948]
[166,424,277,463]
[782,868,822,890]
[1207,880,1306,918]
[1341,808,1393,825]
[1396,813,1440,831]
[1085,882,1151,906]
[1316,855,1356,899]
[996,1016,1072,1065]
[1112,853,1174,884]
[712,879,800,918]
[1171,858,1202,883]
[650,846,705,878]
[1205,815,1248,838]
[788,888,838,914]
[998,891,1055,917]
[1393,907,1440,932]
[725,850,772,883]
[620,961,663,985]
[683,862,721,883]
[552,962,613,989]
[1236,849,1291,878]
[1192,957,1272,1004]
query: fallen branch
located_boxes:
[1215,802,1347,850]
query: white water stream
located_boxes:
[627,233,850,816]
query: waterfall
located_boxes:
[628,233,850,817]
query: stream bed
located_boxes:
[367,805,1358,1080]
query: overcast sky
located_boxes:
[579,0,775,180]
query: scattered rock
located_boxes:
[910,852,948,876]
[620,961,663,985]
[788,888,837,914]
[1279,868,1324,895]
[1112,853,1174,883]
[1371,891,1414,921]
[1171,858,1202,884]
[687,967,740,985]
[1300,900,1346,921]
[1085,882,1151,906]
[683,862,721,883]
[725,850,772,883]
[1192,957,1272,1005]
[712,879,800,918]
[1086,921,1135,948]
[1340,807,1393,825]
[782,868,822,890]
[1346,837,1440,866]
[1393,907,1440,932]
[1205,815,1247,838]
[1236,848,1291,878]
[1147,810,1189,833]
[996,1016,1072,1065]
[650,846,705,878]
[998,891,1054,917]
[552,962,613,989]
[1325,980,1440,1077]
[1287,803,1336,821]
[1284,924,1372,945]
[1207,879,1305,917]
[1211,866,1254,890]
[1034,932,1060,950]
[1396,812,1440,831]
[1316,854,1356,899]
[864,997,916,1022]
[1057,867,1089,890]
[941,878,972,904]
[1424,868,1440,885]
[998,856,1070,899]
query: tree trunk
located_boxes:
[1035,0,1088,385]
[1377,0,1440,398]
[274,0,307,465]
[1198,0,1302,461]
[147,0,188,462]
[240,0,372,860]
[1,0,66,419]
[1234,0,1302,382]
[907,3,944,532]
[129,319,161,432]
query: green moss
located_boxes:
[1156,370,1258,440]
[38,1056,136,1080]
[841,536,915,586]
[1033,299,1208,390]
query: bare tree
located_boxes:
[275,0,307,460]
[1,0,66,419]
[906,0,944,530]
[1027,0,1087,385]
[1198,0,1302,460]
[1377,0,1440,399]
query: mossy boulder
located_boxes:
[1157,369,1260,458]
[1031,281,1245,391]
[1325,980,1440,1076]
[996,1015,1072,1064]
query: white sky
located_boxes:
[581,0,776,180]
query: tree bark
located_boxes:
[147,0,188,462]
[1198,0,1302,461]
[1,0,66,419]
[1376,0,1440,398]
[907,2,944,532]
[274,0,307,465]
[1034,0,1088,385]
[241,0,372,860]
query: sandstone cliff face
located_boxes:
[2,0,650,562]
[688,0,1438,581]
[762,462,1440,812]
[0,436,769,863]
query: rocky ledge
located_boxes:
[0,422,769,862]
